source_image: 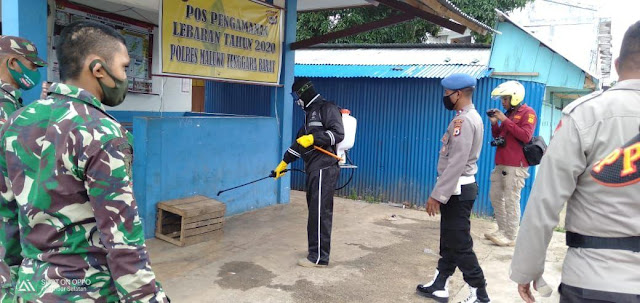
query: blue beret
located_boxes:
[441,73,477,90]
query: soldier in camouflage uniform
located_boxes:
[0,21,168,302]
[0,35,47,123]
[0,36,47,303]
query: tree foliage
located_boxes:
[296,0,532,44]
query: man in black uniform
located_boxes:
[273,78,344,267]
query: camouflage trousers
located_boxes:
[489,165,530,240]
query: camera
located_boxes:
[491,137,506,147]
[486,109,497,117]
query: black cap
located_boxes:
[293,77,313,94]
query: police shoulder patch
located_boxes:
[590,133,640,187]
[453,119,463,136]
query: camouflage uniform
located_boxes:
[0,83,168,302]
[0,34,47,303]
[0,80,23,303]
[0,81,23,123]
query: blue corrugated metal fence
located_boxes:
[204,77,545,216]
[205,81,271,116]
[289,77,545,216]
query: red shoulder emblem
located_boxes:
[554,120,563,134]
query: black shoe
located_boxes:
[416,270,450,302]
[476,287,490,302]
[459,285,491,303]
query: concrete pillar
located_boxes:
[272,0,297,204]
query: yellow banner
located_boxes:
[161,0,282,85]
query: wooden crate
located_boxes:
[155,195,226,246]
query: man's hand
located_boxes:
[493,109,508,122]
[272,161,288,179]
[296,134,314,148]
[489,116,499,125]
[518,283,536,303]
[426,197,441,216]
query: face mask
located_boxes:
[292,81,313,110]
[291,91,305,109]
[89,59,128,107]
[443,91,458,111]
[8,59,40,90]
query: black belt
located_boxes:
[566,231,640,252]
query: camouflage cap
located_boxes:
[0,35,47,67]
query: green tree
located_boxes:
[296,0,531,44]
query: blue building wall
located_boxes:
[109,111,185,132]
[489,21,588,90]
[285,77,545,216]
[129,0,299,238]
[133,115,281,238]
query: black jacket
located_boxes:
[283,95,345,172]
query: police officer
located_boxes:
[273,78,344,268]
[0,35,46,303]
[511,21,640,303]
[0,21,168,302]
[417,73,490,303]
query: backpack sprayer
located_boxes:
[217,109,357,196]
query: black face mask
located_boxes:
[443,91,458,111]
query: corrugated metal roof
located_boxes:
[295,64,490,79]
[297,0,496,36]
[307,43,491,49]
[295,48,490,66]
[435,0,496,34]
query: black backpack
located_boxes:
[522,136,547,166]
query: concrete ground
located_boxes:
[147,191,567,303]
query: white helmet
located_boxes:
[491,81,525,106]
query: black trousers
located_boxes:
[437,183,486,288]
[559,283,640,303]
[305,165,340,265]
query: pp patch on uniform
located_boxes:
[528,114,535,124]
[453,119,463,137]
[591,133,640,187]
